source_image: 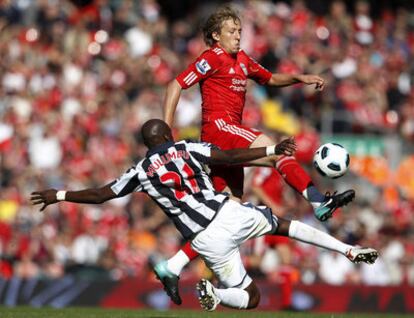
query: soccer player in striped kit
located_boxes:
[157,6,356,303]
[31,119,378,311]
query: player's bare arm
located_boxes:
[163,79,183,126]
[30,182,118,212]
[267,73,325,90]
[210,137,296,165]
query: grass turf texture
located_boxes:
[0,307,411,318]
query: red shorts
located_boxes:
[201,118,262,196]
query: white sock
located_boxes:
[166,250,190,276]
[289,220,352,255]
[214,287,249,309]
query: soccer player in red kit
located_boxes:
[154,6,355,304]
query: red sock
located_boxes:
[276,156,312,193]
[181,241,199,260]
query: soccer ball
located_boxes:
[313,143,350,178]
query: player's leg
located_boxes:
[203,119,258,200]
[195,251,261,311]
[272,216,378,264]
[210,165,244,199]
[153,166,244,303]
[192,200,273,311]
[249,133,355,221]
[196,278,260,311]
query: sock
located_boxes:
[303,185,326,209]
[276,156,313,194]
[288,220,352,255]
[166,250,190,276]
[276,156,325,209]
[214,287,249,309]
[182,241,199,260]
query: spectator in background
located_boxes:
[71,222,108,265]
[318,251,357,285]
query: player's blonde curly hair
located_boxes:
[202,6,241,47]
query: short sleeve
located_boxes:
[176,50,219,89]
[186,142,219,164]
[246,54,272,85]
[111,165,143,196]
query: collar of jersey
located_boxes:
[213,43,240,58]
[146,141,175,157]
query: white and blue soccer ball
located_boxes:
[313,143,350,178]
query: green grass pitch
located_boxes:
[0,307,411,318]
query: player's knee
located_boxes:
[245,282,260,309]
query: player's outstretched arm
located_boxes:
[210,137,296,165]
[30,182,118,212]
[268,73,325,90]
[163,80,183,127]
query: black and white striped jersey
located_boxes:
[110,140,229,239]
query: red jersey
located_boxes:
[176,44,272,126]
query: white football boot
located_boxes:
[346,247,378,264]
[196,279,220,311]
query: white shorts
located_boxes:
[191,199,278,289]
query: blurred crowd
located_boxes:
[0,0,413,289]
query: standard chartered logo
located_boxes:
[232,78,246,85]
[230,78,246,91]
